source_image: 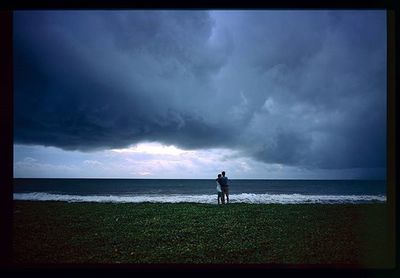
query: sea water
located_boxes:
[13,179,386,204]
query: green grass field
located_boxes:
[13,201,394,266]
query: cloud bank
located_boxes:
[14,10,386,171]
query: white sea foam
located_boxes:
[13,192,386,204]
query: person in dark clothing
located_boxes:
[220,171,229,204]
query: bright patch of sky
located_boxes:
[13,143,384,179]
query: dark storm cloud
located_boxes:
[14,11,233,151]
[14,10,386,171]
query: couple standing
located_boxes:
[216,171,229,204]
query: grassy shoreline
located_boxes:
[13,201,393,266]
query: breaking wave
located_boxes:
[14,192,386,204]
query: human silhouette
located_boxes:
[220,171,229,204]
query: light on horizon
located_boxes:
[111,142,194,156]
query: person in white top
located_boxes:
[215,173,224,204]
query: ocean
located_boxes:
[13,178,386,204]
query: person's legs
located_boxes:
[224,187,229,203]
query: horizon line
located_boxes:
[13,177,387,181]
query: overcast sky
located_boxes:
[13,10,387,179]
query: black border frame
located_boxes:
[1,0,398,277]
